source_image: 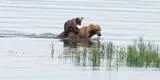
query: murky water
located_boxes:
[1,0,160,80]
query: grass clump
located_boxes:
[63,37,160,69]
[126,37,160,68]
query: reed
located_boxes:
[126,37,160,68]
[64,37,160,69]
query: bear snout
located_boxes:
[97,31,101,36]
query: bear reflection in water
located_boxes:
[61,38,101,48]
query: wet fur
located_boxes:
[64,17,83,37]
[58,24,101,39]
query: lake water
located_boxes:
[0,0,160,80]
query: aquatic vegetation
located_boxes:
[62,37,160,70]
[126,37,160,68]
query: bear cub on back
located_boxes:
[64,17,83,37]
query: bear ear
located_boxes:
[80,17,84,20]
[97,24,101,31]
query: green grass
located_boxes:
[65,37,160,69]
[126,37,160,68]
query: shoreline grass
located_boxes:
[126,37,160,68]
[63,37,160,69]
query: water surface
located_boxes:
[0,0,160,80]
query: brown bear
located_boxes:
[58,24,101,39]
[78,24,101,39]
[63,17,83,37]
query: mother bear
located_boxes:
[58,24,101,47]
[58,24,101,39]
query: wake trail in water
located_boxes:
[0,30,58,39]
